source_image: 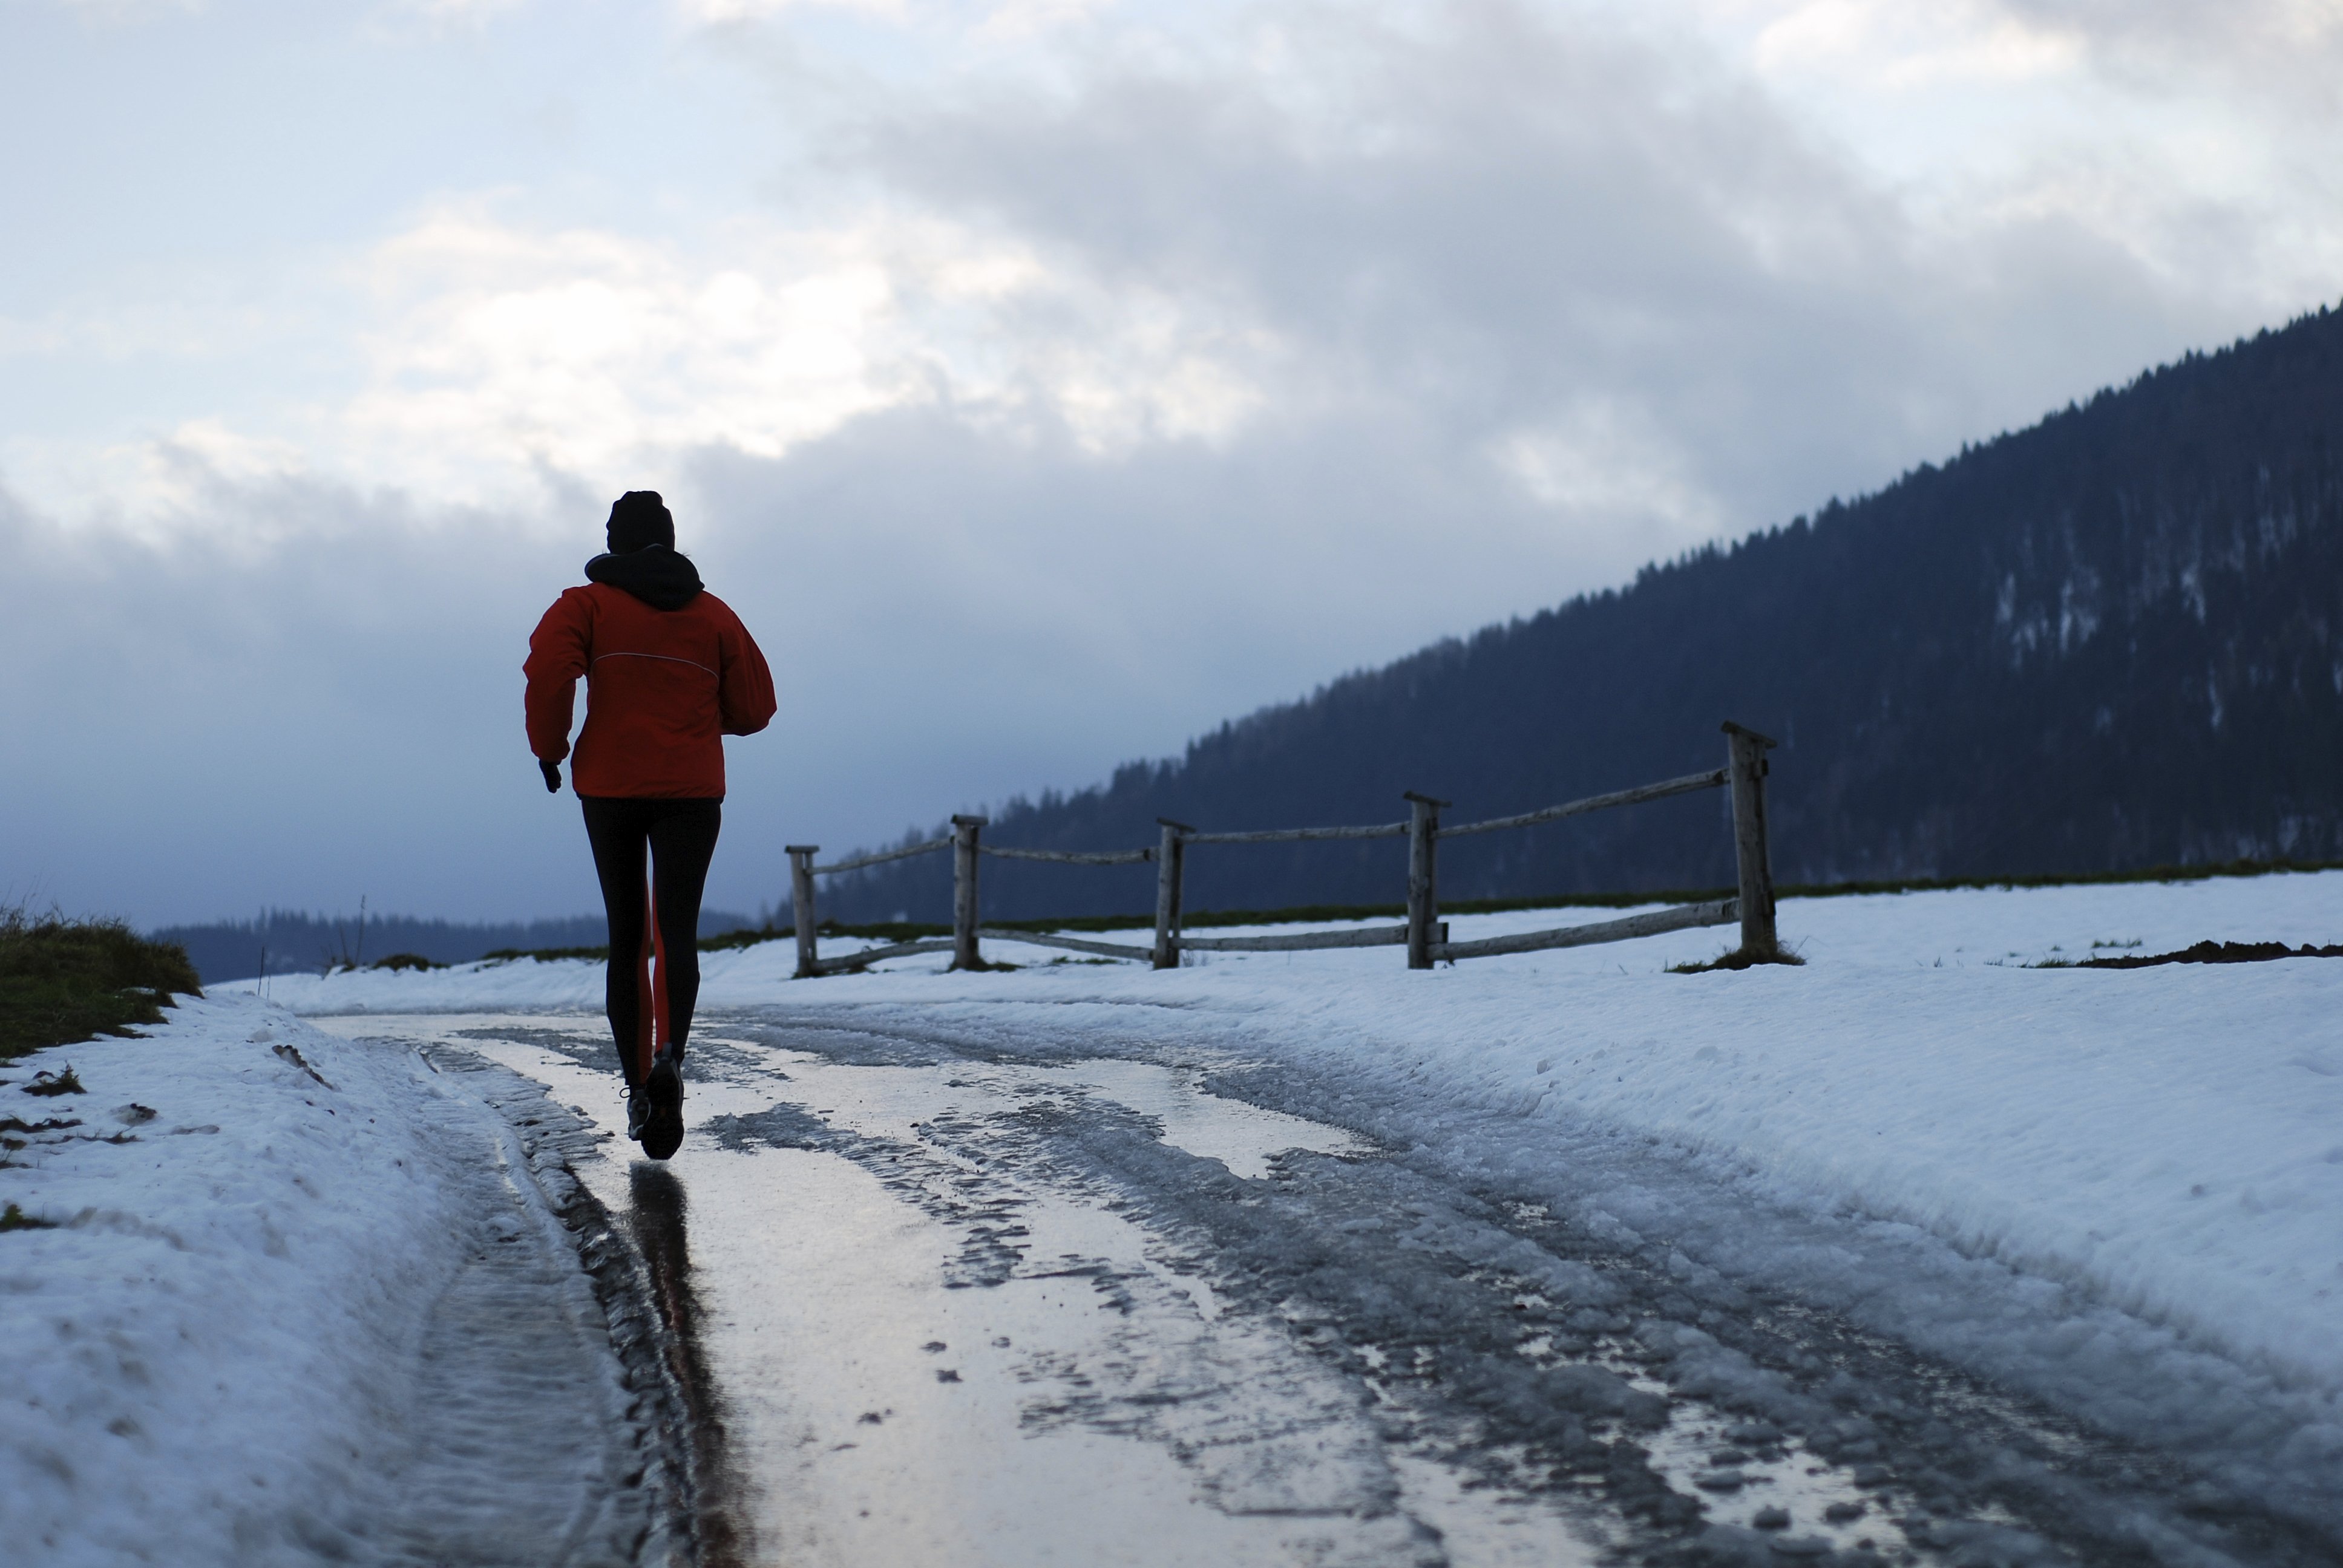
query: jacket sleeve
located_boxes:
[716,603,778,737]
[523,590,592,762]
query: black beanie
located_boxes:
[607,490,675,554]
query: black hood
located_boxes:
[586,544,704,611]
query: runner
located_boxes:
[524,491,776,1159]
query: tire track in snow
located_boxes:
[316,1036,735,1568]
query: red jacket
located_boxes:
[525,564,776,799]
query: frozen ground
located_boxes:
[0,995,670,1567]
[253,871,2343,1565]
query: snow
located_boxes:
[246,869,2343,1465]
[0,993,649,1566]
[16,868,2339,1561]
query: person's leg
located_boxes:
[579,797,654,1094]
[631,884,656,1086]
[645,799,723,1060]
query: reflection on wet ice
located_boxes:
[628,1165,755,1568]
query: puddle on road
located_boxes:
[1023,1057,1372,1180]
[689,1037,1371,1182]
[321,1014,1602,1568]
[661,1129,1402,1567]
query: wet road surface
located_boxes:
[320,1010,2343,1568]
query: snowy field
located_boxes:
[254,871,2343,1419]
[8,870,2339,1565]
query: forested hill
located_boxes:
[821,302,2343,926]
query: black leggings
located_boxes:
[580,797,722,1092]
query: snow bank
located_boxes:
[0,993,640,1565]
[248,872,2343,1404]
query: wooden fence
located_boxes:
[784,721,1778,978]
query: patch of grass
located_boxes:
[1667,947,1808,974]
[2037,939,2343,970]
[482,942,611,964]
[695,927,773,954]
[369,952,444,972]
[1,909,202,1065]
[1,1115,84,1134]
[1,1202,56,1232]
[21,1065,85,1096]
[814,920,952,944]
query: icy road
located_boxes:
[320,997,2342,1568]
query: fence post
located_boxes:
[951,815,988,971]
[1404,791,1450,970]
[1722,722,1780,957]
[786,845,820,979]
[1153,818,1193,969]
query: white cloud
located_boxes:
[669,0,1113,25]
[340,212,906,500]
[1742,0,2083,87]
[1489,405,1723,536]
[125,420,312,520]
[974,0,1115,41]
[45,0,203,19]
[4,421,313,547]
[21,0,2342,537]
[670,0,914,21]
[1708,0,2343,92]
[1673,0,2343,335]
[2008,0,2343,63]
[17,198,1288,528]
[390,0,532,19]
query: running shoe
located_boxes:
[640,1050,685,1160]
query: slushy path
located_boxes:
[317,1007,2339,1568]
[319,1012,1599,1568]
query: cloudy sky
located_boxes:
[7,0,2341,929]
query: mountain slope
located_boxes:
[818,303,2343,924]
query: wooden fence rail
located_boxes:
[1432,898,1734,961]
[1186,822,1409,844]
[810,837,951,876]
[783,721,1778,978]
[799,936,958,976]
[1178,922,1438,953]
[976,927,1154,961]
[1438,768,1729,838]
[982,845,1155,865]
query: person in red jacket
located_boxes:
[525,491,776,1159]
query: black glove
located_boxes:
[540,759,562,794]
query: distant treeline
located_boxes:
[810,299,2343,925]
[155,908,759,985]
